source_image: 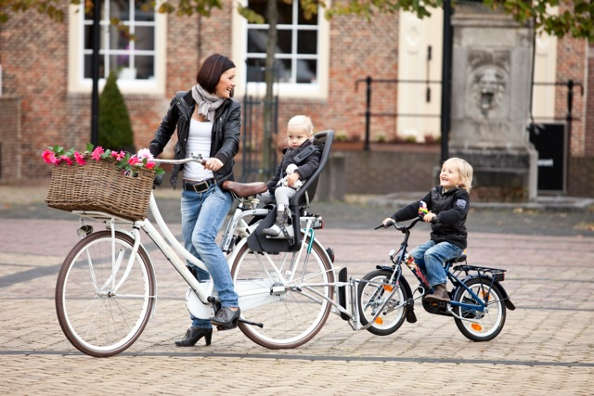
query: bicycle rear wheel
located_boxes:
[452,277,506,341]
[358,269,407,336]
[230,236,334,349]
[55,231,155,357]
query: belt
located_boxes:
[183,178,216,193]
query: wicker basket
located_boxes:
[46,160,155,220]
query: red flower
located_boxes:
[74,152,86,166]
[145,162,156,169]
[60,155,73,166]
[128,155,140,166]
[42,149,59,165]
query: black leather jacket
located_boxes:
[149,90,240,187]
[391,186,470,249]
[267,140,321,194]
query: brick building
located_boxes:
[0,1,592,197]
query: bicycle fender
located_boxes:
[456,275,515,311]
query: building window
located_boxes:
[68,1,166,94]
[82,0,156,81]
[233,0,328,99]
[246,0,318,84]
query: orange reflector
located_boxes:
[375,317,384,325]
[471,323,483,331]
[383,284,394,292]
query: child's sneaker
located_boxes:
[263,207,290,237]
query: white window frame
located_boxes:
[232,0,329,100]
[68,3,167,95]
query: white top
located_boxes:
[184,119,214,181]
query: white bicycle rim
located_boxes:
[231,241,333,348]
[57,234,154,356]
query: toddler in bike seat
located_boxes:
[382,157,474,303]
[261,115,321,237]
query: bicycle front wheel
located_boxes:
[452,277,506,341]
[358,269,407,336]
[230,237,334,349]
[55,231,156,357]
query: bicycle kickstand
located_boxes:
[238,318,264,328]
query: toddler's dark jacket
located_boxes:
[267,140,321,194]
[390,186,470,249]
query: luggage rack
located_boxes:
[452,264,506,281]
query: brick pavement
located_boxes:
[1,217,593,394]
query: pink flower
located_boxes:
[91,146,104,161]
[74,152,86,166]
[42,149,58,165]
[111,150,125,161]
[145,162,156,169]
[60,155,73,166]
[128,155,140,166]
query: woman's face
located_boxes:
[215,67,236,99]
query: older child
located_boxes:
[262,115,321,237]
[382,157,474,303]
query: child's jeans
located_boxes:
[410,240,463,288]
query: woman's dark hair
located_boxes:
[196,54,235,94]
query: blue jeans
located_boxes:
[181,184,237,328]
[410,240,463,288]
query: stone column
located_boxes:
[449,3,537,201]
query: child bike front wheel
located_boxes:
[357,269,408,336]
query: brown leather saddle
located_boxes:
[221,180,268,198]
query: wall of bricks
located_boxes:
[0,97,21,181]
[567,157,594,197]
[334,145,440,194]
[586,45,594,157]
[1,1,592,198]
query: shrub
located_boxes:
[98,71,135,152]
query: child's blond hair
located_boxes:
[287,115,314,136]
[443,157,473,192]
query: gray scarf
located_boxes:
[191,84,225,122]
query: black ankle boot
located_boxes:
[211,307,241,330]
[175,326,212,347]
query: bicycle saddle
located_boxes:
[222,180,268,197]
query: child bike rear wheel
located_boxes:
[452,277,506,341]
[358,269,407,336]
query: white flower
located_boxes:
[136,148,153,160]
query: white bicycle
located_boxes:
[55,131,336,357]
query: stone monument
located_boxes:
[449,2,537,200]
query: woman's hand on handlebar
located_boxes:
[203,157,223,171]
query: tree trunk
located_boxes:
[262,0,277,177]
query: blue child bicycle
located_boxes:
[352,217,516,341]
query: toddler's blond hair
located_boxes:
[287,115,314,136]
[443,157,473,192]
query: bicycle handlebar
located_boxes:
[152,154,206,166]
[374,217,422,232]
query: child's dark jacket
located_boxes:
[391,186,470,249]
[267,140,321,194]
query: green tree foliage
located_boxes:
[98,71,135,152]
[1,0,591,40]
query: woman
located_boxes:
[149,54,240,347]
